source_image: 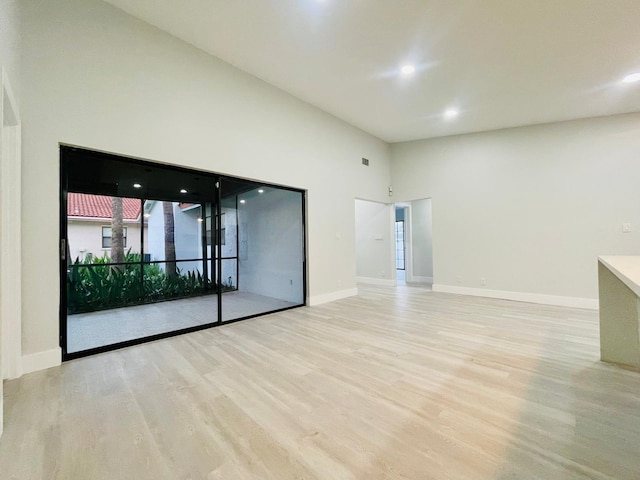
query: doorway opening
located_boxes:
[394,199,433,287]
[395,208,407,284]
[60,146,306,359]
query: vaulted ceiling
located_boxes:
[104,0,640,143]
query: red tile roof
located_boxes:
[67,193,141,220]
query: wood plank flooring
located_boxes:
[2,285,640,479]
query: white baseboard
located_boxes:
[308,288,358,306]
[432,284,599,310]
[356,276,396,287]
[409,275,433,284]
[21,348,62,375]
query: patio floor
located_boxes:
[67,291,299,353]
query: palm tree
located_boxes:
[110,196,125,273]
[163,201,177,277]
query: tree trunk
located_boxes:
[111,196,125,273]
[163,201,177,277]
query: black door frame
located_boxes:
[59,145,307,361]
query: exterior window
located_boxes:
[102,226,127,248]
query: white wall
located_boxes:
[391,113,640,305]
[172,206,201,274]
[238,188,304,303]
[220,207,237,259]
[410,198,433,282]
[0,0,19,105]
[219,206,238,288]
[67,220,144,261]
[355,199,395,286]
[146,202,201,273]
[19,0,390,359]
[0,0,21,435]
[146,202,164,264]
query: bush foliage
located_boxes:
[67,251,233,314]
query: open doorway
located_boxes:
[395,199,433,287]
[395,206,407,284]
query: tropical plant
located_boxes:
[66,251,232,314]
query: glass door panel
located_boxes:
[220,179,305,322]
[66,193,146,353]
[65,191,219,354]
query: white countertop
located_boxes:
[599,256,640,298]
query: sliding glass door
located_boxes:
[60,146,305,359]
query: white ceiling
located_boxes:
[104,0,640,143]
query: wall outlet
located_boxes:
[337,279,342,287]
[480,277,486,286]
[623,223,632,233]
[289,279,293,285]
[456,276,462,284]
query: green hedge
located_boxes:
[67,252,233,314]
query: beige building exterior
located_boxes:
[67,218,147,262]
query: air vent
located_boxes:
[362,157,369,166]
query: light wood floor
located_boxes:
[2,285,640,479]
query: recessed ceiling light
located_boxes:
[444,108,459,120]
[622,72,640,83]
[143,213,151,218]
[240,199,246,204]
[400,65,416,75]
[133,183,142,188]
[197,217,203,222]
[180,188,187,193]
[258,189,264,194]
